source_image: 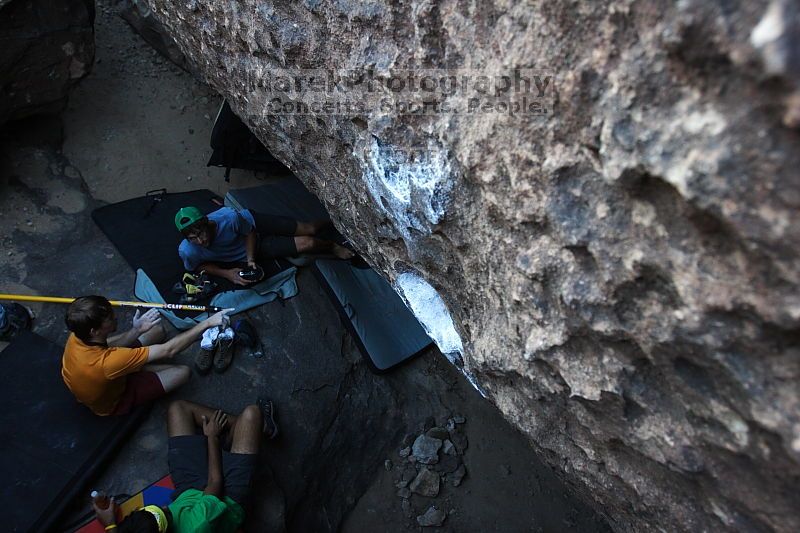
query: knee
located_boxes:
[168,399,189,417]
[151,324,167,342]
[240,404,261,425]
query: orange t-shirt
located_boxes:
[61,333,150,416]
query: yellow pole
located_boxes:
[0,293,221,313]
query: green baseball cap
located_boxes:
[174,206,204,231]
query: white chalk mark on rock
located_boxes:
[395,272,487,398]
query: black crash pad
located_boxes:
[0,330,148,532]
[91,189,290,317]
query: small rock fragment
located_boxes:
[426,426,450,440]
[442,439,456,456]
[451,464,467,487]
[385,459,393,471]
[396,486,411,499]
[433,455,461,474]
[401,498,413,518]
[500,464,511,476]
[410,468,440,497]
[400,464,417,484]
[417,506,446,527]
[412,434,442,464]
[63,166,80,179]
[453,415,466,424]
[399,446,411,458]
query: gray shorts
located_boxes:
[252,212,298,258]
[168,435,255,505]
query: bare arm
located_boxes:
[244,231,258,268]
[107,327,140,348]
[202,410,228,497]
[147,309,233,362]
[108,309,162,347]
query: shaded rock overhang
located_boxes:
[142,1,800,531]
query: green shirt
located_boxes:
[167,489,245,533]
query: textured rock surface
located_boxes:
[117,0,192,73]
[144,1,800,531]
[0,0,94,125]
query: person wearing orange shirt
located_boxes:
[61,295,232,416]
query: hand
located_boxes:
[92,497,118,527]
[132,308,161,334]
[202,410,228,438]
[247,260,258,270]
[226,268,249,286]
[205,308,235,329]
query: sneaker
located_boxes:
[257,398,279,439]
[195,346,215,375]
[213,336,235,373]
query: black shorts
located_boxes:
[252,211,298,258]
[167,435,256,506]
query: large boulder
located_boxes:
[142,1,800,531]
[117,0,193,73]
[0,0,94,125]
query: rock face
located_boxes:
[143,1,800,531]
[0,0,94,125]
[117,0,192,73]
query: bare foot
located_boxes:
[332,244,355,260]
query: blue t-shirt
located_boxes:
[178,207,256,271]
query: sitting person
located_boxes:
[93,398,279,533]
[174,205,353,286]
[61,295,233,416]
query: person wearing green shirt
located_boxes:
[92,398,278,532]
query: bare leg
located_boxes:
[167,399,240,438]
[153,365,191,393]
[230,404,262,454]
[294,236,354,259]
[138,323,166,346]
[294,220,330,236]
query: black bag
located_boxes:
[233,318,263,357]
[0,303,33,342]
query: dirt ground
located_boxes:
[0,4,610,532]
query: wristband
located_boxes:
[105,526,118,531]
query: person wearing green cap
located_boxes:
[175,205,353,285]
[92,398,279,533]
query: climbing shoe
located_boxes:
[173,271,218,304]
[257,398,279,439]
[194,345,215,375]
[213,336,236,373]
